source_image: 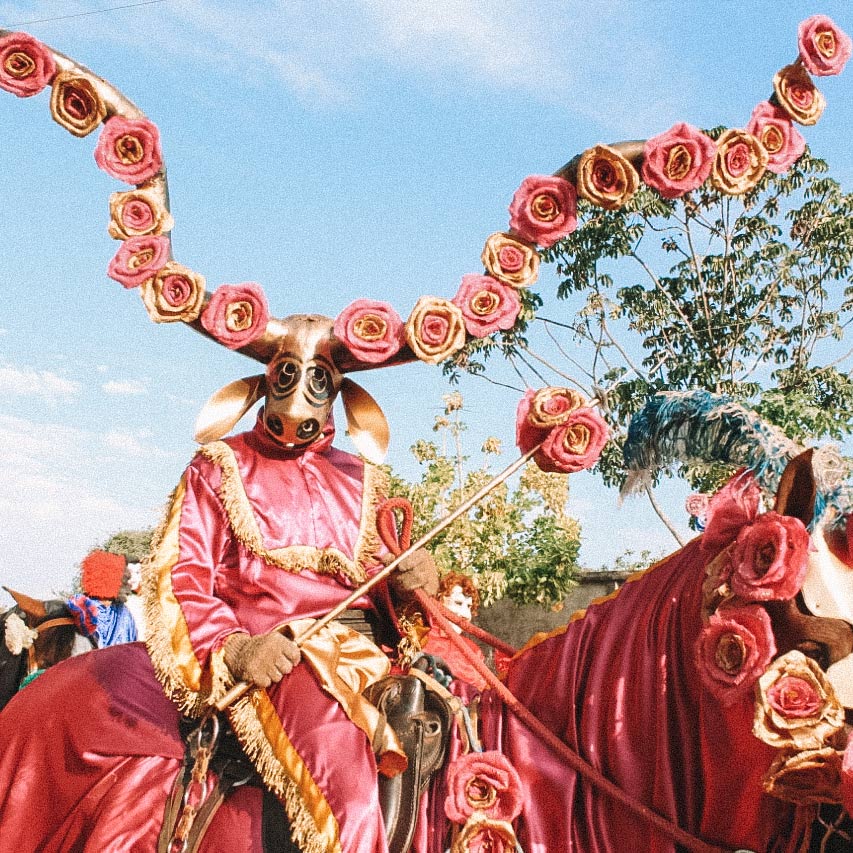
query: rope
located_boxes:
[3,0,166,28]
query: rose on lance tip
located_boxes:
[444,751,523,823]
[452,274,521,338]
[641,122,717,199]
[754,650,844,750]
[576,144,640,210]
[0,32,56,97]
[729,511,810,602]
[450,816,519,853]
[745,101,806,174]
[140,262,206,324]
[334,299,404,364]
[201,282,270,350]
[710,129,768,196]
[107,235,170,289]
[773,63,826,126]
[798,15,852,77]
[49,71,107,138]
[515,387,587,454]
[481,232,539,289]
[696,604,776,703]
[404,296,467,365]
[108,187,174,240]
[508,174,578,248]
[536,407,609,474]
[94,115,163,184]
[764,747,843,805]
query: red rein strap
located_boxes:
[375,499,732,853]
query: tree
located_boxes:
[101,529,154,564]
[387,392,582,607]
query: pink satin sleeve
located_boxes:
[169,462,246,668]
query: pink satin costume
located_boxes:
[0,416,399,853]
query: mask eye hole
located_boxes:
[270,360,300,397]
[306,366,332,401]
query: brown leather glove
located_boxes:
[223,631,301,688]
[386,547,440,601]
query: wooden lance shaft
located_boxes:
[215,441,544,711]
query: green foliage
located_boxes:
[388,394,582,607]
[101,529,154,563]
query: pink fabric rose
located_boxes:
[700,471,761,559]
[767,675,824,719]
[516,387,587,453]
[536,407,609,474]
[94,116,163,184]
[798,15,852,77]
[685,493,710,520]
[516,389,544,454]
[201,282,270,350]
[745,101,806,174]
[333,299,404,364]
[730,511,810,602]
[508,175,578,248]
[696,604,776,703]
[0,32,56,97]
[107,235,170,289]
[444,751,523,823]
[452,274,521,338]
[641,122,717,199]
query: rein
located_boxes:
[377,498,735,853]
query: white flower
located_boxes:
[4,612,37,655]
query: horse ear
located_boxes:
[774,449,816,527]
[194,375,266,444]
[3,587,47,622]
[339,378,389,465]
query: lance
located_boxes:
[215,440,543,711]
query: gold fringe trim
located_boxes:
[198,441,387,586]
[229,691,342,853]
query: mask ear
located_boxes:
[194,375,266,444]
[340,378,389,464]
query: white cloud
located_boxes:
[102,379,148,395]
[102,429,166,457]
[0,363,81,399]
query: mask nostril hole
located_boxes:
[296,419,319,440]
[266,414,283,436]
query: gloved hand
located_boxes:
[386,547,439,601]
[224,630,301,688]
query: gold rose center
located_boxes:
[563,423,591,454]
[471,291,500,316]
[788,82,814,109]
[816,30,837,58]
[498,245,524,273]
[353,315,387,342]
[715,633,746,675]
[63,85,96,121]
[130,248,155,270]
[592,160,619,193]
[116,134,145,165]
[5,51,36,79]
[762,125,784,154]
[665,145,692,181]
[531,193,559,222]
[464,776,498,810]
[225,300,254,332]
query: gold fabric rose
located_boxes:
[450,815,519,853]
[576,144,640,210]
[528,387,585,429]
[140,262,206,324]
[710,129,768,196]
[773,63,826,126]
[481,232,539,289]
[49,70,107,138]
[108,187,174,240]
[763,747,843,805]
[753,650,845,750]
[404,296,467,365]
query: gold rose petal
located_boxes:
[50,70,107,138]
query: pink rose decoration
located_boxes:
[452,274,521,338]
[201,282,270,350]
[700,471,761,559]
[334,299,404,364]
[798,15,852,77]
[696,605,776,703]
[0,32,56,97]
[641,122,717,199]
[516,389,544,454]
[536,407,609,474]
[508,175,578,248]
[107,235,170,289]
[685,493,710,520]
[745,101,806,174]
[767,675,824,719]
[444,751,523,823]
[94,116,163,184]
[842,731,853,816]
[730,511,810,602]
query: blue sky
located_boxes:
[1,0,851,599]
